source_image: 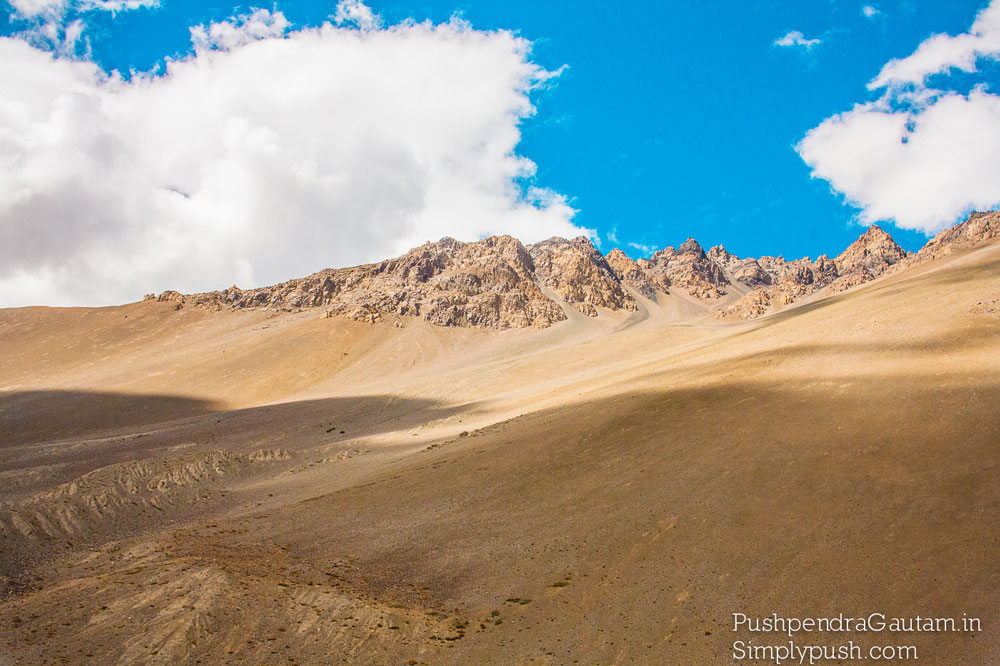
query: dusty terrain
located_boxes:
[1,229,999,664]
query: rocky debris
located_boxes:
[605,248,659,300]
[971,299,1000,316]
[917,210,1000,260]
[528,237,637,316]
[167,236,569,329]
[827,270,875,295]
[640,238,730,299]
[717,289,771,320]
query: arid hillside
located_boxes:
[1,217,999,665]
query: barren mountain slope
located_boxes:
[1,235,999,665]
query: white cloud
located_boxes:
[79,0,158,12]
[0,3,585,307]
[861,5,880,19]
[7,0,65,17]
[333,0,380,31]
[190,9,290,51]
[798,90,1000,232]
[627,242,655,256]
[15,14,86,55]
[870,0,1000,89]
[7,0,156,59]
[774,30,822,50]
[798,1,1000,234]
[7,0,156,17]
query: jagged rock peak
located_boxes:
[643,238,728,299]
[527,237,636,317]
[707,245,739,267]
[605,248,659,300]
[834,224,908,277]
[678,238,706,257]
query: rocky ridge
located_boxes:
[157,211,1000,327]
[720,225,910,319]
[916,210,1000,260]
[161,236,569,329]
[640,239,730,299]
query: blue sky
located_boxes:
[2,0,999,305]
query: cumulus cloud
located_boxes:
[774,30,822,50]
[797,0,1000,234]
[870,1,1000,89]
[0,1,585,307]
[190,8,290,51]
[798,90,1000,231]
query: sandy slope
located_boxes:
[1,239,999,665]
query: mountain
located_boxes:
[3,207,1000,666]
[158,212,1000,326]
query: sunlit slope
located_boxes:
[0,239,998,665]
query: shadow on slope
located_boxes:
[3,371,1000,665]
[0,390,220,447]
[1,390,473,499]
[233,374,1000,665]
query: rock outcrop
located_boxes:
[640,239,730,299]
[527,237,636,316]
[605,249,659,300]
[834,225,909,276]
[174,236,570,329]
[707,245,772,288]
[718,289,771,320]
[756,256,796,281]
[916,210,1000,260]
[715,225,914,319]
[824,226,908,294]
[731,258,773,287]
